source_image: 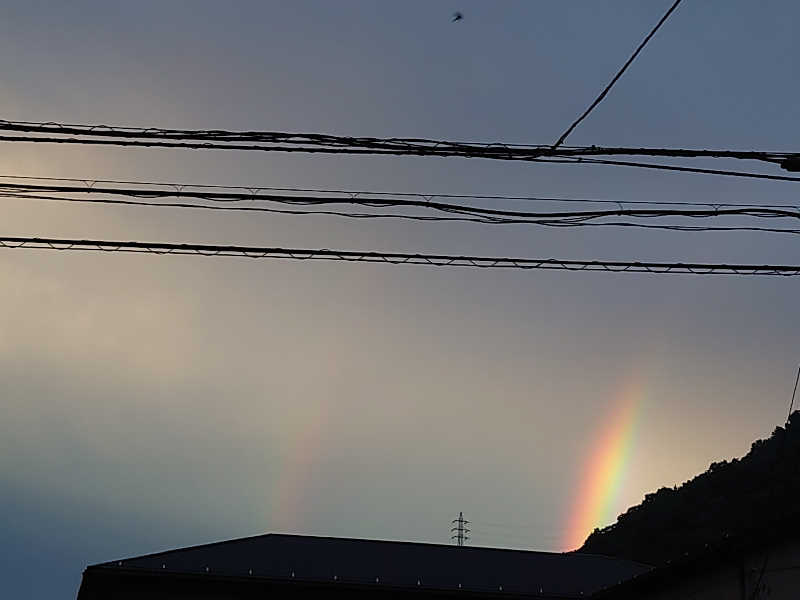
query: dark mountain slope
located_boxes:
[578,412,800,565]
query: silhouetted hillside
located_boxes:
[578,412,800,565]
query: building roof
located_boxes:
[79,533,651,599]
[593,510,800,598]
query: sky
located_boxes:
[1,1,799,598]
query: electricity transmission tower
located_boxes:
[451,512,470,547]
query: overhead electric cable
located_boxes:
[4,133,799,183]
[2,182,798,221]
[544,156,800,183]
[0,120,797,173]
[749,363,800,599]
[789,365,800,419]
[1,236,798,276]
[4,119,787,162]
[552,0,684,148]
[2,173,799,208]
[5,191,800,235]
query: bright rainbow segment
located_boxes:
[563,376,643,550]
[272,402,329,530]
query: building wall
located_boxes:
[629,539,800,600]
[745,538,800,600]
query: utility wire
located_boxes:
[545,156,800,184]
[552,0,684,148]
[3,118,787,162]
[0,119,797,170]
[2,173,799,209]
[1,236,799,276]
[4,132,798,183]
[3,181,799,220]
[789,365,800,418]
[5,188,800,236]
[6,119,789,160]
[749,363,800,600]
[8,192,800,235]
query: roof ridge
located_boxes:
[94,532,276,566]
[268,534,571,555]
[95,532,651,568]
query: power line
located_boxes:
[4,132,799,184]
[0,119,797,169]
[0,118,784,162]
[9,191,800,235]
[477,521,571,533]
[1,236,799,276]
[749,363,800,599]
[469,527,564,542]
[3,175,800,236]
[789,365,800,418]
[546,156,800,184]
[468,531,563,549]
[552,0,684,148]
[472,527,561,543]
[6,191,800,236]
[10,191,800,235]
[3,181,799,221]
[2,173,799,208]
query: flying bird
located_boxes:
[452,12,463,22]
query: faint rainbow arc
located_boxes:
[563,376,644,550]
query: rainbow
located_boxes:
[272,401,329,531]
[563,376,644,550]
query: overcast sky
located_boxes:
[1,1,799,598]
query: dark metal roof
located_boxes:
[86,534,651,598]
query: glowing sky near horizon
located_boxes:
[1,2,799,599]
